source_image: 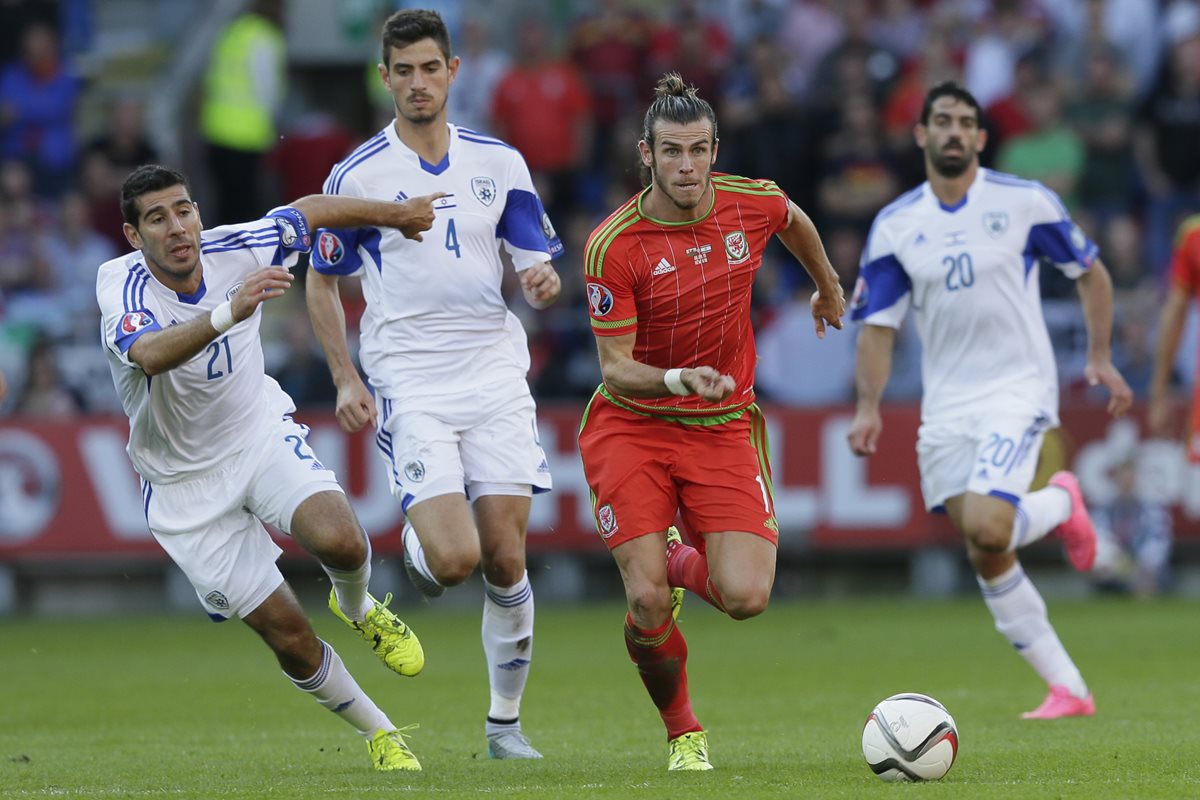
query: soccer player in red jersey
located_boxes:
[1150,214,1200,462]
[578,73,845,771]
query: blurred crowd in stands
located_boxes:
[1,0,1198,418]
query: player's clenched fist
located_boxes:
[682,366,736,403]
[519,262,561,308]
[394,192,446,241]
[231,267,294,321]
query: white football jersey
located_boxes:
[311,122,562,398]
[97,213,307,483]
[851,169,1098,424]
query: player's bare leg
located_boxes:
[947,493,1094,719]
[667,529,775,619]
[243,584,420,770]
[291,490,423,677]
[614,535,709,769]
[404,492,482,587]
[474,493,541,759]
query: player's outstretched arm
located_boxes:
[290,193,444,242]
[595,332,734,403]
[1076,259,1133,417]
[128,267,293,376]
[776,200,845,337]
[1147,284,1190,436]
[519,261,561,309]
[847,325,895,457]
[306,267,376,433]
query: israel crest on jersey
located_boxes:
[471,176,497,206]
[725,230,749,265]
[983,210,1009,238]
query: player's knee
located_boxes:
[626,585,672,625]
[963,519,1010,553]
[431,553,478,587]
[481,549,525,587]
[723,586,770,620]
[319,526,369,570]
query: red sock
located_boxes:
[624,614,702,739]
[667,544,727,613]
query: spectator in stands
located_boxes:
[0,21,79,198]
[272,312,337,408]
[567,0,653,187]
[647,0,732,109]
[1134,2,1200,276]
[40,190,114,326]
[85,94,159,176]
[78,148,126,253]
[983,50,1044,156]
[12,335,85,417]
[997,83,1085,209]
[491,16,593,227]
[777,0,843,100]
[807,0,901,109]
[1065,44,1137,224]
[816,92,900,237]
[267,110,354,201]
[1091,455,1173,597]
[445,17,510,135]
[720,35,810,208]
[200,0,286,226]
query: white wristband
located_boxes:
[210,300,235,333]
[663,368,689,396]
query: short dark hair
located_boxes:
[641,72,718,148]
[381,8,452,67]
[120,164,190,226]
[919,81,982,126]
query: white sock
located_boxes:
[288,640,394,736]
[323,536,373,621]
[1006,487,1071,551]
[978,563,1089,698]
[403,521,442,588]
[482,571,534,722]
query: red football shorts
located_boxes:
[578,397,779,550]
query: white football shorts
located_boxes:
[373,377,552,512]
[146,415,343,620]
[917,410,1054,512]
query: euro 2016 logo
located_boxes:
[318,231,344,265]
[587,283,613,317]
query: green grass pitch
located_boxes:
[2,594,1197,798]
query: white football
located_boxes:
[861,693,959,782]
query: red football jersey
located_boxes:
[584,173,789,419]
[1169,215,1200,299]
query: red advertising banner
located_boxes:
[1,404,1197,560]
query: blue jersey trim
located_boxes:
[311,228,365,275]
[498,188,562,257]
[850,253,911,321]
[988,489,1021,507]
[203,223,277,250]
[420,153,450,175]
[326,134,389,194]
[938,194,968,213]
[877,186,924,220]
[459,133,517,151]
[176,277,207,305]
[1026,221,1096,269]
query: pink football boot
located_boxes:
[1048,471,1097,572]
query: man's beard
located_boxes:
[930,146,970,178]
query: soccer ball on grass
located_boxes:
[861,692,958,782]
